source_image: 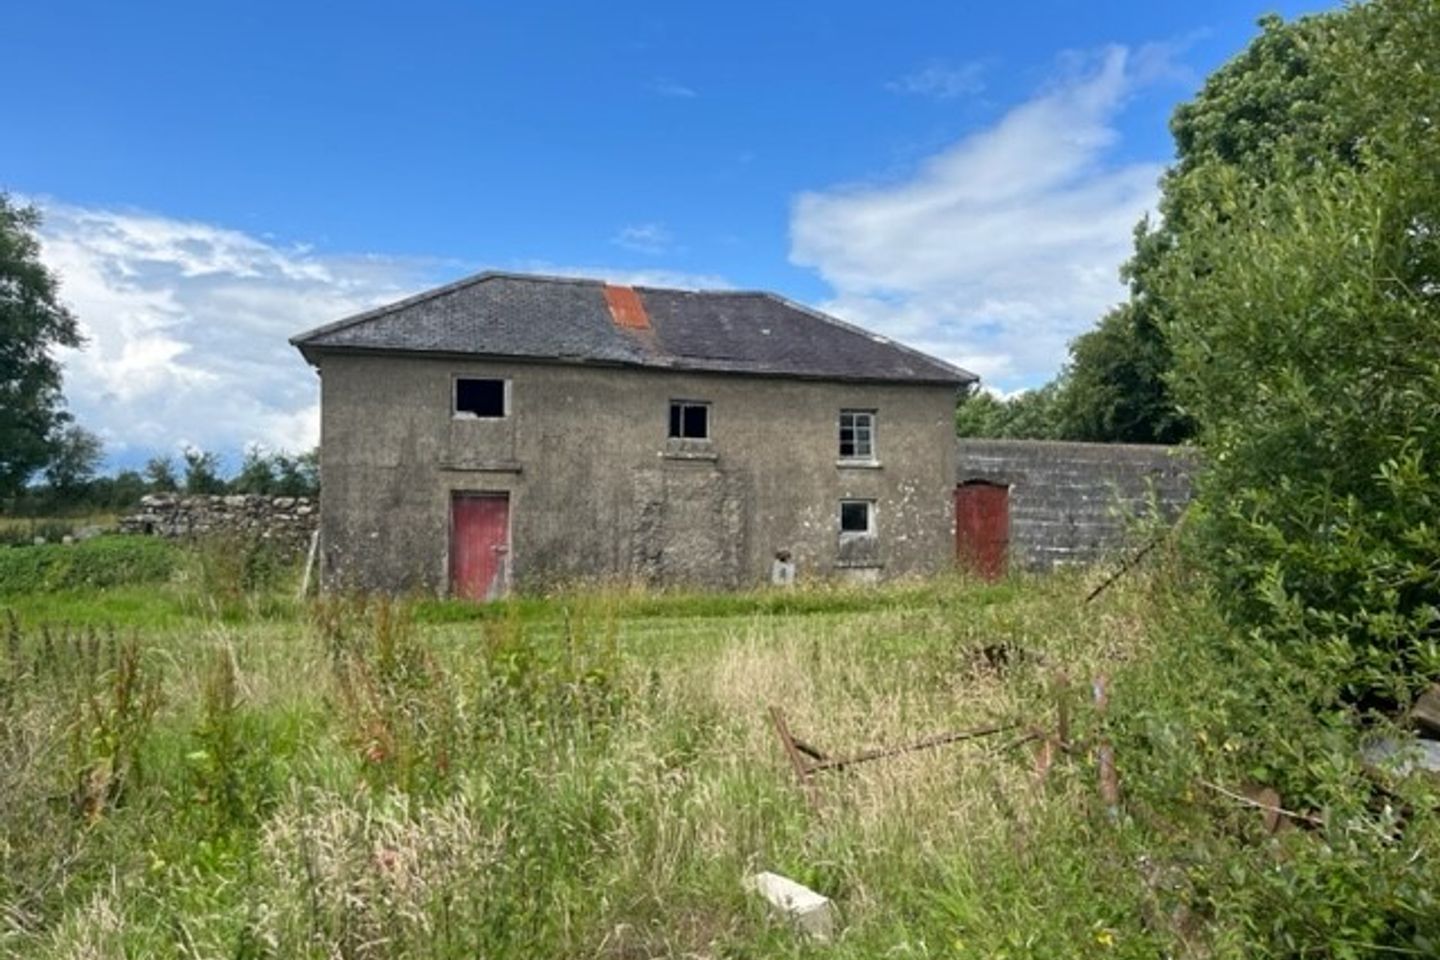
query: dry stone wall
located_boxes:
[957,439,1197,571]
[119,494,318,555]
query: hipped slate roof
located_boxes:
[291,271,975,386]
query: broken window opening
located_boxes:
[839,410,875,459]
[668,401,711,440]
[455,378,507,418]
[839,499,874,536]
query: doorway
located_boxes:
[450,492,510,600]
[955,482,1009,581]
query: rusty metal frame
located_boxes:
[769,706,1019,794]
[771,670,1124,811]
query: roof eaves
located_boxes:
[287,341,968,385]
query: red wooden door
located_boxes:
[450,493,510,601]
[955,482,1009,581]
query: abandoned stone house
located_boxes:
[291,271,976,598]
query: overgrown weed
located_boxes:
[2,567,1436,958]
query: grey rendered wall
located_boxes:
[956,439,1197,570]
[316,352,958,594]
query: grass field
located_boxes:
[2,539,1437,958]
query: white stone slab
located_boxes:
[745,871,835,942]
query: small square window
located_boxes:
[455,378,506,418]
[668,401,710,439]
[839,499,874,535]
[839,410,875,459]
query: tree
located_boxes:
[182,447,225,495]
[144,455,179,493]
[1055,224,1193,444]
[102,469,148,509]
[0,194,81,499]
[43,425,103,499]
[955,384,1064,440]
[273,449,319,498]
[231,445,277,495]
[1056,8,1367,443]
[1159,0,1440,703]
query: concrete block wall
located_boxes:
[956,439,1197,570]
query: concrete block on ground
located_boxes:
[745,871,835,942]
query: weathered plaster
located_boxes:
[315,353,959,593]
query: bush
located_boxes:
[0,536,178,595]
[1162,146,1440,706]
[1158,2,1440,705]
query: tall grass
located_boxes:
[1,566,1436,958]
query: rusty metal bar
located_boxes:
[1084,537,1162,603]
[769,706,818,787]
[806,722,1016,773]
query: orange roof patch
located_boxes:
[603,284,650,330]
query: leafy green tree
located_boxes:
[182,447,225,495]
[0,194,81,498]
[144,455,179,493]
[1056,224,1193,444]
[43,425,103,499]
[955,384,1064,440]
[1160,0,1440,704]
[273,449,319,498]
[1058,8,1370,444]
[231,445,277,495]
[101,469,148,510]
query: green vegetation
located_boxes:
[1160,0,1440,711]
[3,444,320,521]
[960,0,1433,446]
[1,555,1436,959]
[0,536,178,595]
[0,193,82,501]
[3,5,1437,957]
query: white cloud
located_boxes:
[651,79,697,99]
[886,59,987,100]
[611,222,675,255]
[792,45,1167,391]
[34,201,446,466]
[31,201,731,468]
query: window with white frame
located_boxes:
[839,409,875,459]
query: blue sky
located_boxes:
[3,0,1335,468]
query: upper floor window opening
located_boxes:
[839,409,875,459]
[455,377,507,418]
[668,400,711,440]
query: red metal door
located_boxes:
[955,482,1009,581]
[450,493,510,601]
